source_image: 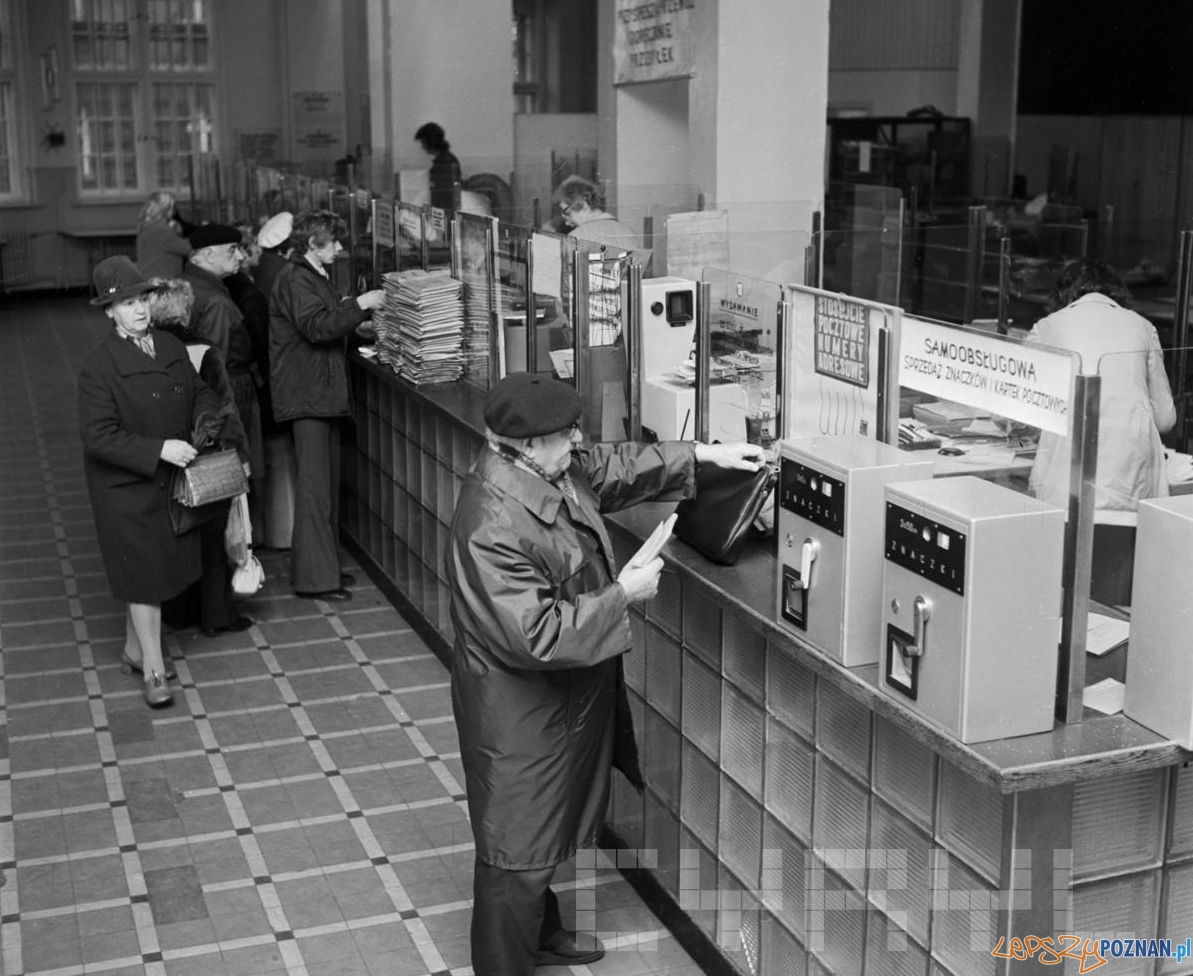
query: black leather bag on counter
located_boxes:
[673,462,778,566]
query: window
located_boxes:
[69,0,216,197]
[0,0,19,197]
[511,0,596,114]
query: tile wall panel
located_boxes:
[928,853,999,976]
[625,611,647,695]
[762,812,808,942]
[649,566,682,639]
[1072,769,1167,881]
[681,740,721,853]
[767,646,816,740]
[815,681,872,783]
[645,787,682,900]
[681,650,722,760]
[720,774,764,890]
[420,447,437,506]
[436,460,454,518]
[724,610,766,700]
[1173,767,1193,859]
[678,830,721,943]
[873,717,936,830]
[761,912,809,976]
[935,760,1003,886]
[716,863,763,976]
[393,428,408,482]
[645,622,683,725]
[1160,863,1193,976]
[1070,872,1160,976]
[812,758,869,890]
[864,909,929,976]
[722,682,765,796]
[610,766,645,852]
[868,797,933,945]
[682,579,722,668]
[807,860,866,976]
[764,718,814,843]
[644,705,681,812]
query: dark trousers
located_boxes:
[1091,523,1137,607]
[291,417,341,593]
[471,860,562,976]
[162,511,237,630]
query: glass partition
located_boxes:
[396,201,428,272]
[371,199,397,290]
[822,182,904,306]
[573,245,635,442]
[526,230,573,380]
[453,211,499,388]
[697,269,783,446]
[495,221,532,380]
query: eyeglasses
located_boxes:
[559,203,572,216]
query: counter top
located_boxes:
[606,501,1189,794]
[350,353,1190,794]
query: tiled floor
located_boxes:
[0,293,707,976]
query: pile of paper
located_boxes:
[460,270,491,380]
[388,269,464,385]
[376,271,406,370]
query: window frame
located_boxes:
[68,0,219,200]
[0,0,30,201]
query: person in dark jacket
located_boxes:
[77,256,221,707]
[149,277,254,638]
[135,190,192,279]
[185,223,266,539]
[445,373,763,976]
[248,210,294,432]
[269,210,385,601]
[415,121,462,212]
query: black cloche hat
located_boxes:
[89,255,158,307]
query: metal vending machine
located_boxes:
[1125,495,1193,747]
[776,437,934,665]
[880,476,1064,743]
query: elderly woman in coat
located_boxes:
[77,256,220,707]
[445,373,763,976]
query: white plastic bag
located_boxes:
[224,493,251,568]
[232,553,265,595]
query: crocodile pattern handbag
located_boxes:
[172,449,247,508]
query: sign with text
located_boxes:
[373,202,395,249]
[613,0,697,85]
[785,286,888,440]
[291,90,345,161]
[899,316,1075,435]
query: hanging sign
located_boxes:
[613,0,697,85]
[373,203,395,249]
[899,316,1075,436]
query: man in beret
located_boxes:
[445,374,763,975]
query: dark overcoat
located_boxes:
[77,329,220,604]
[445,440,695,869]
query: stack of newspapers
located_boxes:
[382,269,464,385]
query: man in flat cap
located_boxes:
[445,374,763,976]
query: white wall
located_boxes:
[384,0,515,180]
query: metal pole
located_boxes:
[997,234,1011,334]
[694,281,711,443]
[804,210,822,289]
[626,263,644,440]
[1055,373,1100,724]
[525,230,537,374]
[963,204,985,324]
[1172,228,1193,449]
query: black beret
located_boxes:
[187,223,241,250]
[484,374,582,438]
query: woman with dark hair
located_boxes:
[135,191,192,279]
[1028,258,1176,605]
[415,121,462,212]
[269,210,385,601]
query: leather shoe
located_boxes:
[200,615,254,638]
[121,652,176,680]
[339,572,356,587]
[535,931,605,966]
[295,587,353,602]
[142,671,174,708]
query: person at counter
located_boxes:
[444,373,763,976]
[135,191,192,280]
[269,210,385,602]
[553,174,653,275]
[415,121,461,213]
[1027,258,1176,605]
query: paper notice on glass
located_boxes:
[664,210,729,281]
[1086,612,1130,657]
[532,233,563,300]
[1083,677,1125,715]
[549,349,574,379]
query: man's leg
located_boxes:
[471,860,555,976]
[291,418,339,593]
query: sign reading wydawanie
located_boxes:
[613,0,697,85]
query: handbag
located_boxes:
[672,462,779,566]
[168,449,248,536]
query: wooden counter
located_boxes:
[342,352,1193,976]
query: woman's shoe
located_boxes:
[121,652,176,680]
[142,671,174,708]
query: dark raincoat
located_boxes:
[446,440,696,869]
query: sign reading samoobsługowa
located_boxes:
[899,316,1076,436]
[613,0,696,85]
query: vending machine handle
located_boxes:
[796,536,820,589]
[908,594,933,657]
